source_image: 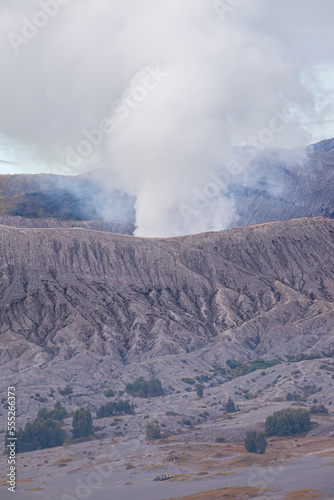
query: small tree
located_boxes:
[49,402,68,421]
[226,397,237,413]
[146,421,161,440]
[255,432,267,454]
[244,430,267,454]
[72,408,94,439]
[195,384,203,398]
[244,430,257,453]
[104,389,115,398]
[58,385,73,396]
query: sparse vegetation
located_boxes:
[96,400,134,418]
[104,389,115,398]
[58,385,73,396]
[146,421,161,440]
[195,383,204,398]
[125,377,164,398]
[37,402,68,421]
[309,404,329,414]
[226,359,281,379]
[286,392,302,402]
[216,436,226,443]
[181,377,196,385]
[286,353,323,362]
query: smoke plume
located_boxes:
[0,0,333,235]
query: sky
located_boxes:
[0,0,333,235]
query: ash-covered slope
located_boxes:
[230,149,334,227]
[0,215,135,235]
[0,172,135,222]
[0,217,333,376]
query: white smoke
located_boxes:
[0,0,333,236]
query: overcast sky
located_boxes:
[0,0,333,235]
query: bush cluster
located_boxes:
[226,359,281,379]
[97,400,134,418]
[309,404,329,414]
[265,408,311,436]
[58,385,73,396]
[104,389,115,398]
[13,402,67,453]
[146,421,161,439]
[286,392,302,402]
[72,407,94,439]
[125,377,164,398]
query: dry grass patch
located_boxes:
[50,456,74,467]
[161,486,267,499]
[17,476,36,485]
[213,470,234,477]
[67,465,91,474]
[137,463,165,472]
[284,489,325,499]
[170,473,195,482]
[125,462,135,469]
[222,453,278,470]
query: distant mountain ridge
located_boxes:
[0,173,135,222]
[311,137,334,154]
[0,138,333,234]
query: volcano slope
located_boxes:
[0,217,334,426]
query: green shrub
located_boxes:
[181,378,196,385]
[195,384,203,398]
[244,430,267,454]
[125,377,164,398]
[286,353,323,362]
[146,421,161,439]
[255,432,267,454]
[13,405,67,453]
[104,389,115,398]
[226,359,281,379]
[226,397,237,413]
[309,404,329,414]
[97,400,134,418]
[286,392,302,402]
[72,408,94,439]
[244,430,258,453]
[216,436,225,443]
[58,385,73,396]
[265,408,311,436]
